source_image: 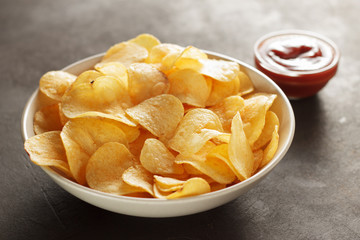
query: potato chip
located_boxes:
[128,33,161,53]
[122,165,154,196]
[252,149,264,174]
[140,138,184,175]
[168,68,211,107]
[183,163,204,175]
[253,111,280,150]
[238,71,254,96]
[62,71,135,126]
[147,43,184,64]
[153,183,171,199]
[228,112,254,181]
[168,108,223,155]
[153,175,185,192]
[169,46,208,71]
[178,46,208,60]
[69,70,103,87]
[210,95,245,132]
[160,51,183,73]
[125,94,184,139]
[175,58,240,83]
[33,104,63,135]
[94,62,128,89]
[85,118,140,144]
[166,177,211,199]
[260,125,279,168]
[58,103,69,126]
[86,142,139,195]
[128,63,168,104]
[128,129,156,158]
[208,143,229,161]
[175,142,236,184]
[241,94,277,147]
[39,71,76,102]
[206,143,239,176]
[60,117,129,185]
[100,41,148,67]
[211,134,231,144]
[24,131,71,178]
[205,75,240,106]
[172,57,203,73]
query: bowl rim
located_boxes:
[21,50,295,205]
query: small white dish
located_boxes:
[22,51,295,218]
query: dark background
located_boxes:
[1,0,359,239]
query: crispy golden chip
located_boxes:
[39,71,77,102]
[206,143,238,176]
[166,177,211,199]
[113,122,140,144]
[129,33,161,53]
[128,63,168,104]
[147,43,184,64]
[210,95,245,132]
[260,125,279,168]
[211,134,231,144]
[252,149,264,174]
[70,70,103,86]
[100,41,148,67]
[125,94,184,139]
[33,104,63,135]
[170,125,224,156]
[205,75,240,106]
[241,94,277,147]
[170,46,208,71]
[253,111,280,150]
[238,71,254,96]
[175,58,240,83]
[60,118,129,185]
[171,57,202,73]
[208,143,229,161]
[228,112,254,181]
[153,175,185,192]
[129,129,156,158]
[58,103,69,126]
[183,162,204,175]
[62,71,135,126]
[179,46,208,59]
[175,142,236,184]
[140,138,184,175]
[153,183,171,199]
[24,131,71,178]
[168,108,223,155]
[160,51,183,73]
[86,142,139,195]
[94,62,128,89]
[199,59,240,82]
[122,165,154,196]
[168,69,211,107]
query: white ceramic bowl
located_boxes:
[22,51,295,218]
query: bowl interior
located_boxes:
[22,51,295,217]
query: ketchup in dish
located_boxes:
[254,30,340,99]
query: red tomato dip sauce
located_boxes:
[254,30,340,99]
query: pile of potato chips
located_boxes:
[24,34,280,199]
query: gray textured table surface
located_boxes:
[1,0,359,239]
